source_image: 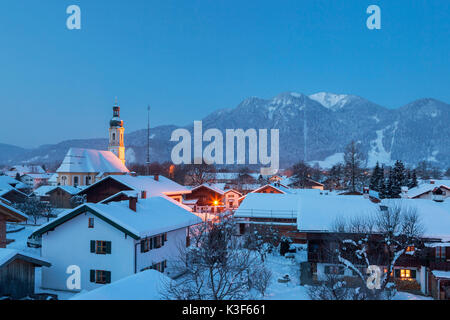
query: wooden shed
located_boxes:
[0,200,27,248]
[0,249,50,299]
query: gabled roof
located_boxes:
[0,201,28,222]
[190,183,225,195]
[79,175,191,198]
[30,196,202,240]
[34,185,57,197]
[0,249,50,268]
[47,185,81,195]
[57,148,129,174]
[0,176,29,191]
[250,183,292,194]
[224,189,242,196]
[408,182,450,199]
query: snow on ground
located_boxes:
[393,291,432,300]
[263,253,309,300]
[308,152,344,169]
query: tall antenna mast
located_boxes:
[146,105,151,176]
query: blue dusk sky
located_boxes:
[0,0,449,148]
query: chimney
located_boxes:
[129,196,138,212]
[141,190,147,199]
[154,174,159,182]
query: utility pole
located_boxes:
[146,105,151,176]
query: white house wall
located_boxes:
[41,210,135,292]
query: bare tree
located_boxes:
[242,224,280,262]
[186,159,216,186]
[343,140,364,192]
[162,218,260,300]
[14,197,53,224]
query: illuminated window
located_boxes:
[406,246,415,252]
[400,269,411,279]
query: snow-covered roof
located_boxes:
[382,199,450,239]
[71,270,171,300]
[296,196,380,232]
[235,193,300,219]
[34,185,56,196]
[215,172,240,180]
[21,173,52,179]
[191,183,225,195]
[407,181,450,198]
[32,196,202,239]
[432,270,450,279]
[8,165,45,175]
[0,175,28,191]
[251,183,293,194]
[47,186,82,195]
[0,200,28,221]
[81,174,190,198]
[56,148,129,174]
[0,248,50,267]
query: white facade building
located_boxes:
[30,196,202,292]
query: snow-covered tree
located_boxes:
[162,218,263,300]
[330,205,424,299]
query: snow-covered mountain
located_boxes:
[1,93,449,169]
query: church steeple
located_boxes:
[108,99,125,165]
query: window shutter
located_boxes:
[106,241,112,254]
[90,240,96,253]
[150,238,153,250]
[394,269,400,278]
[153,237,157,248]
[105,271,111,284]
[161,235,165,246]
[411,270,417,279]
[140,240,145,253]
[90,270,95,282]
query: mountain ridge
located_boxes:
[1,93,448,169]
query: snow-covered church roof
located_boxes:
[57,148,129,174]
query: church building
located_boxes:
[56,101,129,187]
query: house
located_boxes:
[46,186,82,208]
[184,184,225,213]
[0,201,28,248]
[237,183,293,205]
[294,196,450,298]
[77,174,191,204]
[56,148,130,187]
[0,249,50,299]
[224,189,242,210]
[33,185,56,203]
[71,269,171,300]
[405,180,450,202]
[20,173,53,189]
[29,196,202,292]
[0,188,28,204]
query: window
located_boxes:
[405,246,415,253]
[436,247,446,261]
[112,133,116,141]
[395,269,416,280]
[90,270,111,284]
[73,176,79,186]
[324,265,345,275]
[91,240,111,254]
[140,234,167,253]
[88,218,94,228]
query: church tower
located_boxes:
[108,100,125,165]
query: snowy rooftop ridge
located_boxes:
[56,148,129,174]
